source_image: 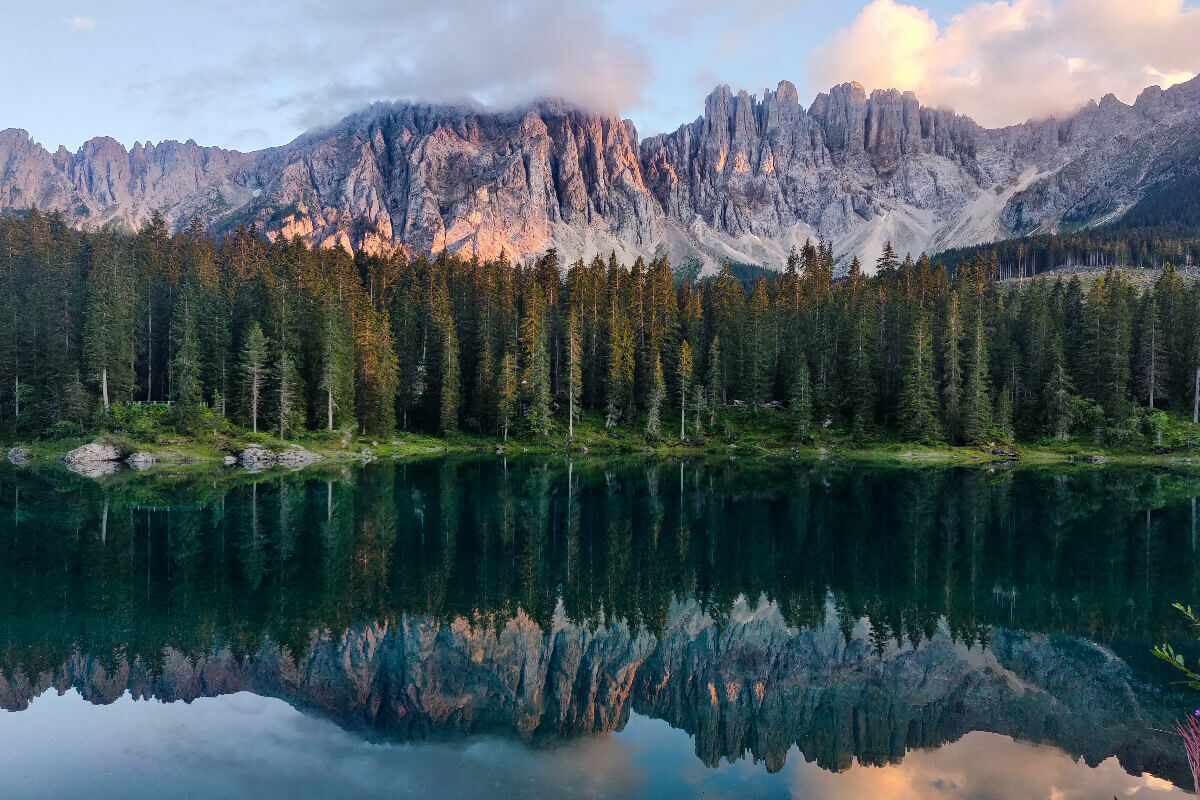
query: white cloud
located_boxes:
[65,15,97,30]
[809,0,1200,127]
[146,0,651,145]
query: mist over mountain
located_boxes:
[3,74,1199,271]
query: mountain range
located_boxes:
[3,76,1200,271]
[0,599,1185,785]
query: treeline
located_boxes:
[940,226,1200,280]
[2,209,1200,445]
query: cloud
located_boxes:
[145,0,651,147]
[809,0,1200,127]
[65,15,97,30]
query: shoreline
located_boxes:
[5,430,1200,480]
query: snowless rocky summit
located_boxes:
[3,76,1199,271]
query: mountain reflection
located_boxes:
[0,458,1197,786]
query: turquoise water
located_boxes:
[0,458,1197,798]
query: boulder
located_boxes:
[275,448,323,468]
[239,445,323,470]
[238,447,277,470]
[6,447,30,464]
[125,452,157,470]
[62,442,123,467]
[222,455,238,466]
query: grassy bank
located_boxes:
[5,403,1200,478]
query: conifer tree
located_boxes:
[898,312,941,443]
[354,303,399,436]
[746,277,773,408]
[1133,289,1166,409]
[82,240,136,415]
[960,314,992,444]
[646,354,665,437]
[239,323,269,434]
[567,311,582,438]
[678,340,693,441]
[520,287,550,437]
[791,355,813,441]
[994,386,1014,442]
[605,312,635,429]
[706,336,723,429]
[940,291,963,440]
[438,314,460,435]
[317,302,355,431]
[1044,337,1074,440]
[275,348,302,440]
[170,279,204,430]
[497,352,517,442]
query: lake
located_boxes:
[1,457,1198,799]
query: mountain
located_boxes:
[3,76,1200,271]
[0,598,1186,785]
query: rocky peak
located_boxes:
[2,73,1200,272]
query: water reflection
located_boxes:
[0,458,1197,794]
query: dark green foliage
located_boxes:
[2,210,1200,449]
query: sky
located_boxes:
[3,0,1199,153]
[1,690,1187,799]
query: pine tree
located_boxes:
[239,323,269,434]
[940,291,963,441]
[678,340,693,441]
[605,311,635,429]
[497,351,517,442]
[353,304,398,437]
[1133,289,1166,409]
[1044,337,1074,440]
[706,336,723,429]
[994,386,1014,442]
[645,353,665,437]
[960,313,992,444]
[275,348,302,440]
[520,287,551,437]
[317,302,355,431]
[81,239,136,415]
[843,259,876,432]
[897,312,941,443]
[567,310,582,438]
[790,354,813,441]
[170,279,204,430]
[438,316,460,436]
[745,277,773,408]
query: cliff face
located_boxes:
[0,599,1185,784]
[3,75,1200,271]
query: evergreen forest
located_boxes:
[3,208,1200,450]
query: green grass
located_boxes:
[6,403,1200,478]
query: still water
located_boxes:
[0,457,1198,798]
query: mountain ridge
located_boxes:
[3,75,1199,272]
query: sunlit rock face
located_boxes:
[0,598,1184,785]
[3,76,1200,271]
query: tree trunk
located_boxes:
[680,384,686,440]
[568,388,573,439]
[327,385,334,431]
[1194,366,1200,425]
[146,301,153,402]
[251,376,258,434]
[101,367,110,414]
[13,374,19,421]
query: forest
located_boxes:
[2,208,1200,449]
